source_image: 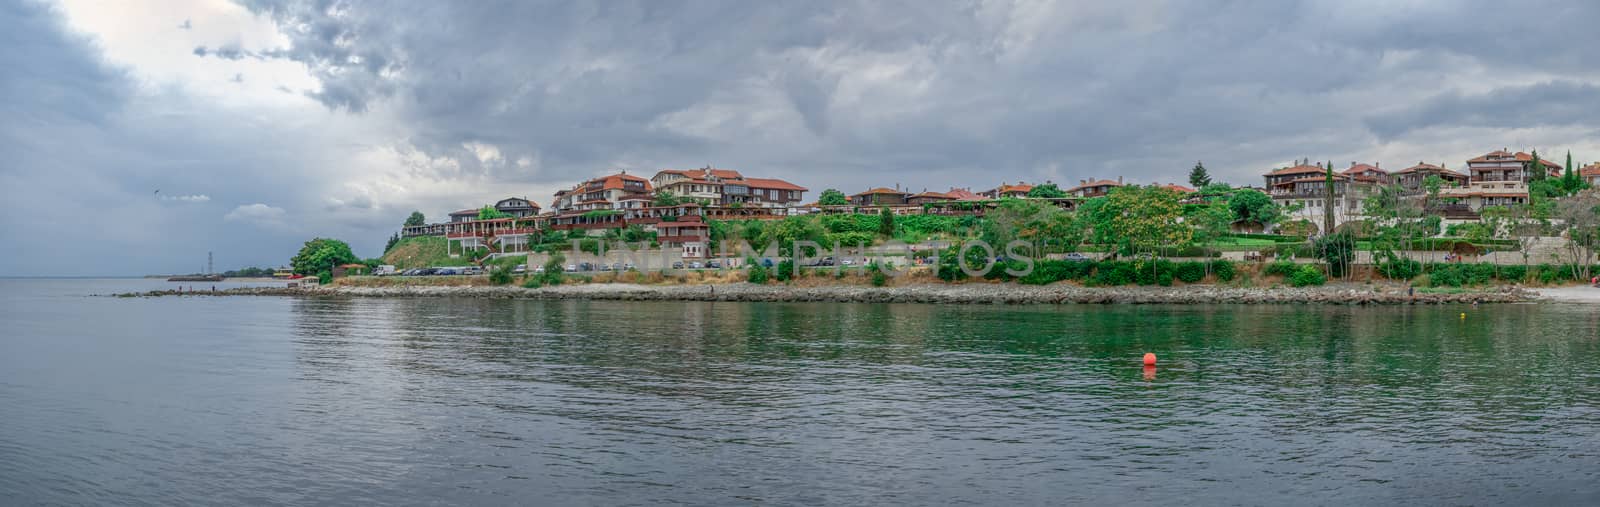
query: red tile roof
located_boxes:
[1267,164,1327,177]
[943,188,984,201]
[1581,163,1600,177]
[991,183,1034,195]
[1342,163,1386,175]
[910,191,951,200]
[1468,150,1562,169]
[1068,179,1122,192]
[449,208,479,216]
[1161,183,1196,193]
[853,187,908,197]
[743,177,807,191]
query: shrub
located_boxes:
[1289,265,1325,287]
[521,277,542,289]
[1377,254,1423,281]
[1537,264,1561,284]
[540,253,566,286]
[1264,260,1299,278]
[1175,261,1206,283]
[869,264,888,287]
[747,264,769,284]
[775,259,795,282]
[489,264,514,285]
[1209,259,1236,282]
[1090,260,1137,286]
[1497,264,1527,282]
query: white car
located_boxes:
[565,264,578,272]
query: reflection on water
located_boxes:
[2,279,1599,505]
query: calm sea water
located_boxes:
[2,278,1599,505]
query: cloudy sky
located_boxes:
[6,0,1600,275]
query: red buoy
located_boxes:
[1143,353,1157,366]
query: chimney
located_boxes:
[1118,176,1124,184]
[1351,161,1356,168]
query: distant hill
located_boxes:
[382,236,476,269]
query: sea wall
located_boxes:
[119,283,1538,305]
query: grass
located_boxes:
[382,236,476,269]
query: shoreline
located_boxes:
[111,282,1554,305]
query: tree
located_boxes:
[653,191,683,207]
[1316,231,1356,279]
[289,238,359,276]
[404,211,426,227]
[1227,189,1280,226]
[1556,189,1600,280]
[818,189,849,206]
[1422,174,1445,197]
[1026,183,1067,198]
[1085,186,1190,257]
[477,206,509,220]
[878,207,896,237]
[384,232,400,253]
[1188,161,1212,188]
[1529,149,1545,182]
[1187,200,1234,267]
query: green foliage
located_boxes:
[404,211,426,227]
[222,266,274,277]
[1289,265,1326,287]
[869,264,888,286]
[1088,260,1137,286]
[290,238,359,276]
[1227,189,1280,225]
[1175,261,1206,283]
[1377,252,1423,280]
[1188,161,1212,188]
[1026,183,1067,198]
[1209,259,1236,282]
[477,206,510,220]
[521,277,542,288]
[1315,232,1356,278]
[384,232,401,253]
[1081,186,1190,256]
[1497,264,1527,282]
[1264,260,1299,278]
[539,252,566,286]
[878,207,895,237]
[775,259,795,282]
[317,270,332,284]
[818,188,849,206]
[746,263,769,284]
[825,231,876,248]
[488,263,514,285]
[653,191,683,207]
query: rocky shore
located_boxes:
[116,282,1539,305]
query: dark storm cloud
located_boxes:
[233,0,1600,190]
[1365,81,1600,139]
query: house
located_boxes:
[1342,162,1391,185]
[551,172,653,213]
[1160,183,1196,194]
[907,190,953,205]
[493,197,540,218]
[849,187,910,206]
[1466,149,1562,183]
[1263,161,1374,233]
[448,208,480,223]
[1394,162,1468,194]
[1581,163,1600,186]
[1067,178,1122,198]
[1434,180,1530,214]
[981,182,1034,199]
[655,215,711,259]
[942,187,985,201]
[650,167,807,208]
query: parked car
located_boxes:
[761,258,774,268]
[706,260,722,269]
[620,263,633,271]
[513,264,527,274]
[460,266,483,275]
[565,264,578,272]
[672,261,685,270]
[841,259,854,266]
[533,266,545,274]
[688,262,704,269]
[598,263,613,271]
[1062,253,1090,261]
[815,257,836,267]
[579,262,594,271]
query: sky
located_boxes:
[6,0,1600,276]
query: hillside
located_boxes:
[382,236,475,269]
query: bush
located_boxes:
[1289,265,1325,287]
[1377,254,1423,281]
[1537,264,1561,284]
[489,264,514,285]
[1497,264,1527,282]
[1209,259,1236,282]
[539,252,566,286]
[1090,260,1137,286]
[1175,261,1206,283]
[775,259,795,282]
[1264,260,1299,278]
[521,277,542,288]
[869,264,888,287]
[747,264,769,284]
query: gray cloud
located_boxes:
[11,0,1600,275]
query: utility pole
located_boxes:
[208,251,214,275]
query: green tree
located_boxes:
[1530,149,1545,182]
[383,232,400,253]
[1025,183,1067,198]
[818,188,849,206]
[1085,185,1190,257]
[653,191,683,207]
[1227,189,1279,225]
[1315,231,1356,279]
[1422,174,1445,197]
[477,206,510,220]
[1188,161,1212,188]
[289,238,359,276]
[1187,200,1233,262]
[878,207,895,237]
[404,211,426,227]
